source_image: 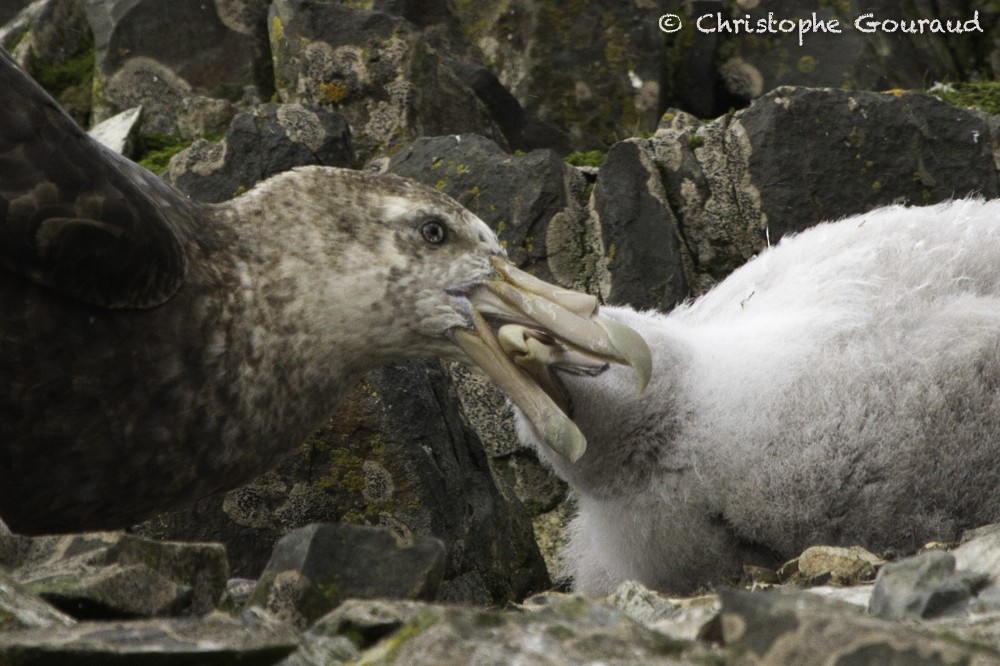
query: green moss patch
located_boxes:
[29,45,94,101]
[564,150,607,168]
[135,134,195,175]
[929,82,1000,117]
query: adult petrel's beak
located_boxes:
[452,257,651,462]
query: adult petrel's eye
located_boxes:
[420,219,447,245]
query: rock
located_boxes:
[0,612,299,665]
[175,94,235,141]
[714,0,966,105]
[804,584,875,610]
[138,361,550,608]
[3,532,227,619]
[85,0,262,132]
[288,594,710,665]
[868,550,988,620]
[446,58,573,155]
[953,523,1000,611]
[0,572,75,630]
[719,587,1000,664]
[592,139,689,310]
[251,523,446,628]
[795,545,883,586]
[4,0,93,125]
[387,133,596,544]
[650,87,1000,293]
[663,0,733,118]
[279,598,426,666]
[269,0,505,162]
[168,102,353,203]
[605,581,720,642]
[87,105,142,156]
[387,133,601,296]
[0,0,37,27]
[450,1,667,149]
[219,577,257,615]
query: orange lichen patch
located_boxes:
[319,82,350,103]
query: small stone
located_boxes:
[87,106,143,157]
[606,580,720,642]
[743,564,780,586]
[798,545,883,585]
[868,550,987,620]
[776,557,800,583]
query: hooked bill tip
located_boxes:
[595,315,652,396]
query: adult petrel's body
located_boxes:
[0,50,649,534]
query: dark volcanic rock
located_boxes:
[648,87,1000,294]
[85,0,262,132]
[592,140,688,311]
[169,102,353,203]
[387,134,602,294]
[138,361,550,607]
[714,0,971,104]
[252,523,445,628]
[738,87,1000,242]
[450,1,669,150]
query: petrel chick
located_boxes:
[509,199,1000,595]
[0,50,650,534]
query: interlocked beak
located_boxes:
[452,257,651,462]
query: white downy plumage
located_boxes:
[517,199,1000,595]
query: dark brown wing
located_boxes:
[0,48,189,309]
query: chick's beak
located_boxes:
[451,257,651,462]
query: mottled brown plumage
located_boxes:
[0,50,649,534]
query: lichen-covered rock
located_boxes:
[955,523,1000,611]
[85,0,263,132]
[719,586,1000,665]
[4,532,227,618]
[251,523,445,628]
[790,545,884,586]
[268,0,505,162]
[605,581,719,642]
[286,594,707,665]
[649,87,1000,294]
[0,572,76,631]
[451,1,669,150]
[0,612,299,665]
[168,102,352,202]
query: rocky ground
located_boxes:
[5,0,1000,663]
[7,518,1000,663]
